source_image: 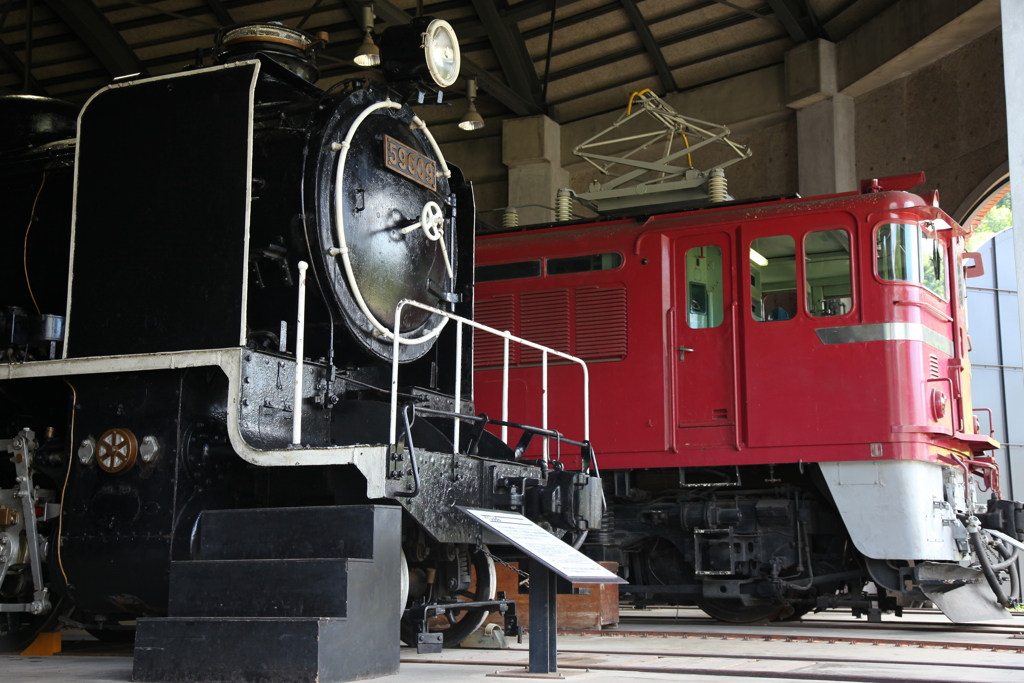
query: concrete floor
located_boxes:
[3,609,1023,683]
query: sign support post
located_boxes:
[527,562,558,674]
[459,507,626,678]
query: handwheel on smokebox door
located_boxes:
[95,428,137,473]
[400,544,496,647]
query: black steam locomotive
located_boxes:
[0,22,600,657]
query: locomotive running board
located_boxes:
[0,349,389,496]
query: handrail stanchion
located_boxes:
[292,261,308,445]
[389,302,405,448]
[388,298,590,467]
[583,366,590,442]
[453,320,463,455]
[542,350,549,466]
[502,332,510,443]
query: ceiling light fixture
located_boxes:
[459,77,484,131]
[353,5,379,67]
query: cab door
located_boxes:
[673,232,737,446]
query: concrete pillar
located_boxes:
[502,115,569,225]
[1002,0,1024,381]
[785,39,856,197]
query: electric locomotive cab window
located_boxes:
[685,246,724,328]
[750,235,797,321]
[958,251,969,309]
[804,229,852,317]
[547,252,623,275]
[876,223,948,298]
[476,260,541,283]
[921,230,947,298]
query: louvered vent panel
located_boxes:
[575,286,628,360]
[929,354,940,379]
[520,290,570,363]
[474,294,516,367]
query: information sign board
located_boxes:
[459,507,627,584]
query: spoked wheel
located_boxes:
[696,598,787,623]
[401,544,496,647]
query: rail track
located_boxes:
[594,607,1024,652]
[4,608,1021,683]
[403,607,1024,682]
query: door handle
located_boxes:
[678,346,695,360]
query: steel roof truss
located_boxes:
[205,0,234,27]
[42,0,142,76]
[619,0,676,93]
[764,0,826,43]
[372,0,545,118]
[469,0,543,107]
[0,36,47,95]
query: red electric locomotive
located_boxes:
[474,173,1024,623]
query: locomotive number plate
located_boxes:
[384,135,436,191]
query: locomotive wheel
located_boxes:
[0,576,65,654]
[0,601,65,653]
[400,545,496,647]
[779,605,813,621]
[696,598,787,623]
[1,526,66,653]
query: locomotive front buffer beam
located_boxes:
[388,448,602,545]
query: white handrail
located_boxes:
[387,299,590,459]
[330,100,448,345]
[501,335,510,443]
[542,350,548,464]
[292,261,308,445]
[453,322,463,452]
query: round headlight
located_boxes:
[423,19,460,88]
[379,16,461,88]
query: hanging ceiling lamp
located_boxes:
[459,77,484,131]
[353,5,379,67]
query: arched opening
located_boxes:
[965,181,1012,251]
[963,177,1022,507]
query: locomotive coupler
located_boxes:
[976,498,1024,541]
[494,471,603,536]
[524,470,598,533]
[0,429,52,615]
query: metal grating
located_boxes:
[575,286,628,360]
[474,294,517,367]
[930,354,940,379]
[520,290,571,363]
